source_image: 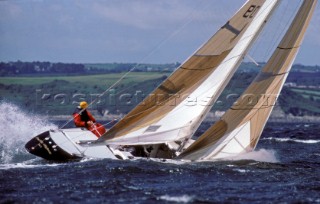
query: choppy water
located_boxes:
[0,102,319,203]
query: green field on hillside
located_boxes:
[0,72,164,86]
[0,72,167,115]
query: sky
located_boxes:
[0,0,319,65]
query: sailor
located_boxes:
[73,101,96,128]
[73,101,107,137]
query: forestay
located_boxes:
[178,0,317,161]
[97,0,279,146]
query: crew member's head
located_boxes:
[80,101,88,109]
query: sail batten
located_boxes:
[179,0,317,161]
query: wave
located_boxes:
[158,195,194,203]
[262,137,320,144]
[223,149,279,163]
[0,102,58,164]
[0,159,63,170]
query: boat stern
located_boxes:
[25,131,81,161]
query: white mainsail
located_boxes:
[178,0,317,161]
[96,0,279,146]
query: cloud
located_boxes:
[0,1,22,21]
[307,4,320,45]
[89,0,238,30]
[91,1,188,30]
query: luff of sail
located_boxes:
[97,0,279,146]
[178,0,317,161]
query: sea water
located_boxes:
[0,102,319,203]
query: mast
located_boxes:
[96,0,279,146]
[178,0,317,161]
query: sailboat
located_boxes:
[178,0,317,161]
[25,0,315,161]
[88,0,279,159]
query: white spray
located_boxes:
[226,148,279,163]
[0,102,57,164]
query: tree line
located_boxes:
[0,61,86,76]
[0,61,179,76]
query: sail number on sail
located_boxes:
[244,5,261,18]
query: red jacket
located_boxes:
[73,108,96,128]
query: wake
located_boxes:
[0,102,57,164]
[224,149,279,163]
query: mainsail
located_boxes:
[97,0,279,146]
[178,0,317,161]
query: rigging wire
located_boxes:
[261,0,302,62]
[247,0,287,63]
